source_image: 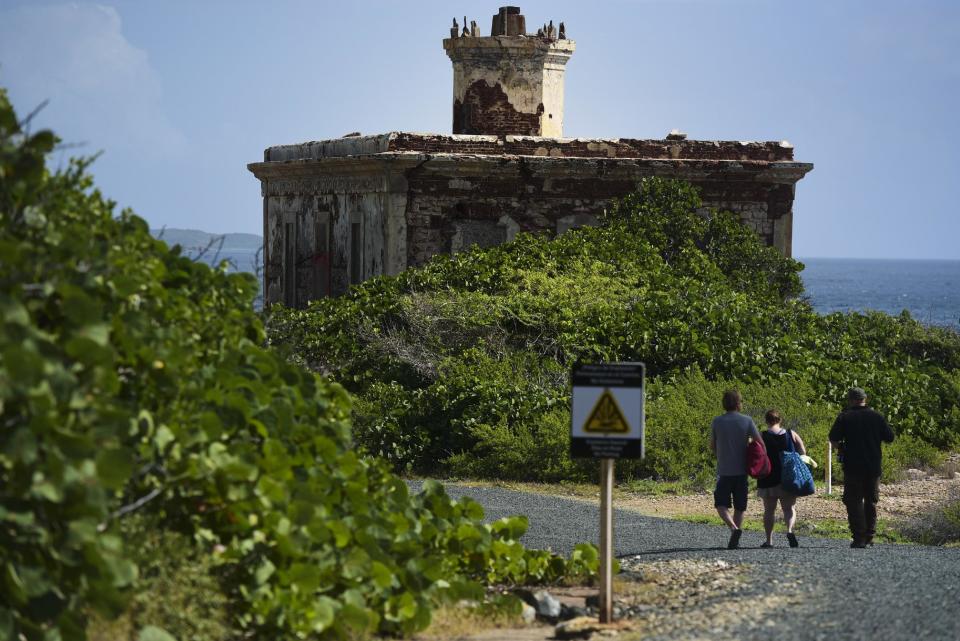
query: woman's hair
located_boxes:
[764,409,782,426]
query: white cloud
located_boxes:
[0,2,186,154]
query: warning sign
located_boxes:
[584,390,630,434]
[571,363,645,459]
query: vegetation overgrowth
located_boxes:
[899,487,960,546]
[0,91,601,641]
[269,179,960,487]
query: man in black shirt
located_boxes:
[829,387,896,548]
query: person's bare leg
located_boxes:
[781,496,797,533]
[733,509,745,530]
[762,497,778,545]
[716,506,737,530]
[782,495,799,547]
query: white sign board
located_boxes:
[570,362,645,459]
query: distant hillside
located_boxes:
[150,228,262,274]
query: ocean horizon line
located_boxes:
[797,256,960,262]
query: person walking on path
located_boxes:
[710,390,764,550]
[757,409,807,548]
[828,387,895,548]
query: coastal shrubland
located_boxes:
[0,91,599,641]
[269,178,960,486]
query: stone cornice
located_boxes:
[415,154,814,183]
[249,152,814,190]
[247,156,421,196]
[443,36,576,59]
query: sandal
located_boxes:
[787,533,799,548]
[727,529,742,550]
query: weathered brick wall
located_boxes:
[400,156,802,267]
[389,133,794,161]
[453,80,544,136]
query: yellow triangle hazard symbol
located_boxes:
[584,389,630,434]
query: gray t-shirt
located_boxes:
[711,412,761,476]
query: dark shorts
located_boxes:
[714,475,749,511]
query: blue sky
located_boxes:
[1,0,958,259]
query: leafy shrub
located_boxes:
[267,177,960,485]
[0,90,599,641]
[897,488,960,546]
[880,435,943,482]
[87,515,234,641]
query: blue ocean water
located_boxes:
[799,258,960,330]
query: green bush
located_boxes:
[880,435,943,482]
[0,90,600,641]
[897,488,960,546]
[267,177,960,486]
[88,515,235,641]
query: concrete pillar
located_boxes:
[443,7,575,137]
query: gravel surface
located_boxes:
[411,481,960,641]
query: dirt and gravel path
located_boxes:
[413,481,960,641]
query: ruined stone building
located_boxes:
[248,6,813,308]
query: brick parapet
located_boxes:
[388,133,795,161]
[263,132,796,164]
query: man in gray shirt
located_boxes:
[710,390,764,549]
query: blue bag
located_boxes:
[780,430,815,496]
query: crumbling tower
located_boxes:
[443,6,575,137]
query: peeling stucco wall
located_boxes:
[444,36,575,137]
[256,160,409,304]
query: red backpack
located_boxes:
[747,437,772,479]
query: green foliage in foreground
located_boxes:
[268,179,960,485]
[0,91,599,641]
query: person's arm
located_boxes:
[710,424,717,455]
[793,431,807,456]
[828,414,843,449]
[880,414,895,443]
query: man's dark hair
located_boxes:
[722,390,742,412]
[765,409,782,426]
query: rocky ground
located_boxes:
[411,461,960,641]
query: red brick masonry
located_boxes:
[387,133,794,162]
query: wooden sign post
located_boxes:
[571,363,645,624]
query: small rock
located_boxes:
[520,602,537,624]
[555,616,633,640]
[533,589,562,620]
[905,468,926,480]
[560,603,588,621]
[555,616,602,640]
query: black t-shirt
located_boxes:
[758,430,790,488]
[828,406,895,477]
